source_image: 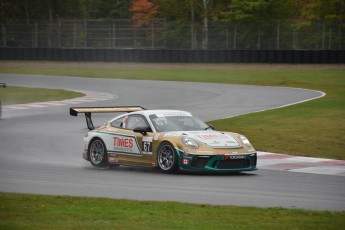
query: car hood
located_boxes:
[168,130,242,148]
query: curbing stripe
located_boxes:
[257,151,345,176]
[3,90,116,112]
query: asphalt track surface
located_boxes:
[1,74,344,211]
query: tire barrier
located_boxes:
[0,48,344,63]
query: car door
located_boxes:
[110,114,155,166]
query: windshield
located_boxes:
[149,114,209,132]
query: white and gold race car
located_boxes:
[70,106,257,173]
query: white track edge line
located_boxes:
[223,87,326,119]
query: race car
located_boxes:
[70,106,257,173]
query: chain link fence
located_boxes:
[1,19,344,50]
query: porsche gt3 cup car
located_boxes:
[70,106,257,173]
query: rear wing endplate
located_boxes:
[70,106,146,130]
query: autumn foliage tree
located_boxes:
[130,0,159,26]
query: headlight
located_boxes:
[182,136,199,149]
[240,135,252,148]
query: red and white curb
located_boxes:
[257,151,345,176]
[2,90,116,112]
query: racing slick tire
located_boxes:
[157,142,178,173]
[88,138,108,168]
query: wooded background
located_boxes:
[1,0,344,62]
[2,0,344,26]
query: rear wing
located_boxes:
[70,106,146,130]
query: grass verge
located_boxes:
[0,65,344,159]
[0,86,84,105]
[1,193,344,230]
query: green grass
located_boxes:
[1,193,344,230]
[0,66,344,159]
[0,66,344,228]
[0,86,84,105]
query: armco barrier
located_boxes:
[0,48,344,63]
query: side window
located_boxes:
[111,115,151,131]
[127,115,151,131]
[110,116,127,128]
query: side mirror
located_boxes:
[207,124,215,130]
[133,127,151,135]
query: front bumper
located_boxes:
[177,150,257,172]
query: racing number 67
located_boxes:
[143,141,152,153]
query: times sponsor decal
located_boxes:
[195,133,227,139]
[99,132,141,155]
[113,136,134,149]
[113,135,138,153]
[186,131,240,148]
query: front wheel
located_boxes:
[157,142,178,173]
[88,138,108,168]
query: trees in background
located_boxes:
[1,0,343,49]
[0,0,131,23]
[1,0,343,24]
[130,0,159,26]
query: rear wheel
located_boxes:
[88,138,108,168]
[157,142,178,173]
